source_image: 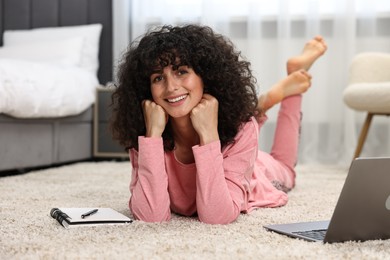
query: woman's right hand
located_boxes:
[142,100,168,137]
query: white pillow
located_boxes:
[3,24,102,75]
[0,37,83,66]
[0,59,98,118]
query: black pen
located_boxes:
[81,209,98,219]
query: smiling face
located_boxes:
[150,65,204,119]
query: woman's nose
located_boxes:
[166,75,179,91]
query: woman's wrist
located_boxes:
[199,131,219,146]
[146,127,164,137]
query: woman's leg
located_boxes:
[269,94,302,190]
[260,36,327,190]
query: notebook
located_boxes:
[264,157,390,243]
[50,208,133,229]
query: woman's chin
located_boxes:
[168,112,190,120]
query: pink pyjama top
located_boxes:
[128,116,293,224]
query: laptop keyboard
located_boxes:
[292,229,327,241]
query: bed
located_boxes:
[0,0,113,172]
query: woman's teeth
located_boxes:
[167,95,186,103]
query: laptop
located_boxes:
[264,157,390,243]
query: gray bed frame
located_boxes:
[0,0,113,172]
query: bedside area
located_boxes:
[94,86,128,158]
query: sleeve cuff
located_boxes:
[192,140,221,157]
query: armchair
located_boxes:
[343,52,390,158]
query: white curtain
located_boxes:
[113,0,390,166]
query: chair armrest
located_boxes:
[349,52,390,84]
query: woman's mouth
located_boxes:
[167,94,187,103]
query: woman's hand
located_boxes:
[190,94,219,145]
[142,100,168,137]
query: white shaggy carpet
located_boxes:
[0,161,389,259]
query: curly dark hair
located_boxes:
[110,24,259,151]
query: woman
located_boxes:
[111,25,327,224]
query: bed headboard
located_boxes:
[0,0,113,84]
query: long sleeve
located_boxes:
[193,118,259,224]
[129,136,171,222]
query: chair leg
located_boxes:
[354,113,374,159]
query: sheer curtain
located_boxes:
[113,0,390,166]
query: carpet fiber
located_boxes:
[1,161,389,259]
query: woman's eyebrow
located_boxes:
[150,68,163,74]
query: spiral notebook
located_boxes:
[50,208,133,229]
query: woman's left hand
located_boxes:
[190,93,220,145]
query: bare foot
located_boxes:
[287,35,327,74]
[258,70,312,113]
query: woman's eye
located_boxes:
[152,75,163,83]
[178,70,188,76]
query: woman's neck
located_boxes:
[170,116,199,149]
